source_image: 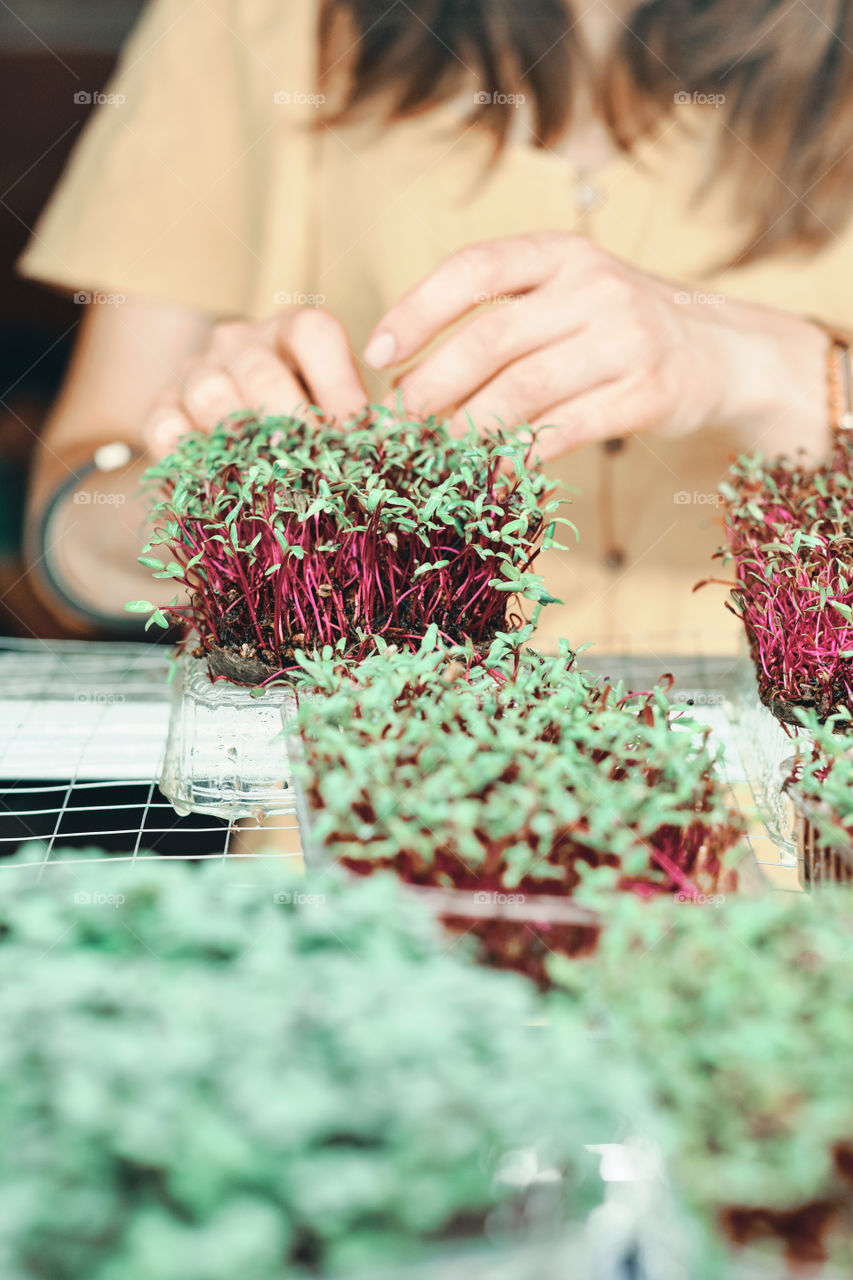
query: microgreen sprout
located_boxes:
[713,438,853,725]
[127,411,574,683]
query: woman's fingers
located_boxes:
[394,294,587,418]
[142,393,195,461]
[364,233,570,369]
[445,330,625,435]
[528,375,658,459]
[142,365,238,462]
[208,313,366,421]
[279,309,368,421]
[227,339,307,416]
[182,364,243,432]
[141,308,367,465]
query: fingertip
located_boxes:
[324,392,371,426]
[363,331,398,369]
[528,417,587,460]
[447,410,478,440]
[143,411,192,461]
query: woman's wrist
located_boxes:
[708,303,830,463]
[26,442,167,632]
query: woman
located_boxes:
[20,0,853,653]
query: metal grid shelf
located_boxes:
[0,638,300,863]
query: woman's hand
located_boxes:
[364,231,828,460]
[144,307,369,459]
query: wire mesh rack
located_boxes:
[0,637,301,870]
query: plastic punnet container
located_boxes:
[160,651,299,820]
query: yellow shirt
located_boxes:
[20,0,853,657]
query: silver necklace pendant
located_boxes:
[573,176,603,213]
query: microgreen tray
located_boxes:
[292,647,775,893]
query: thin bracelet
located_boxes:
[35,442,153,634]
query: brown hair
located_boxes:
[320,0,853,266]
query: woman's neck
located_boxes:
[576,0,644,58]
[552,0,645,174]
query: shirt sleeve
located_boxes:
[17,0,321,319]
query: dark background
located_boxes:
[0,1,145,637]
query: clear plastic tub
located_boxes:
[159,653,299,820]
[784,762,853,888]
[728,659,805,866]
[336,1137,692,1280]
